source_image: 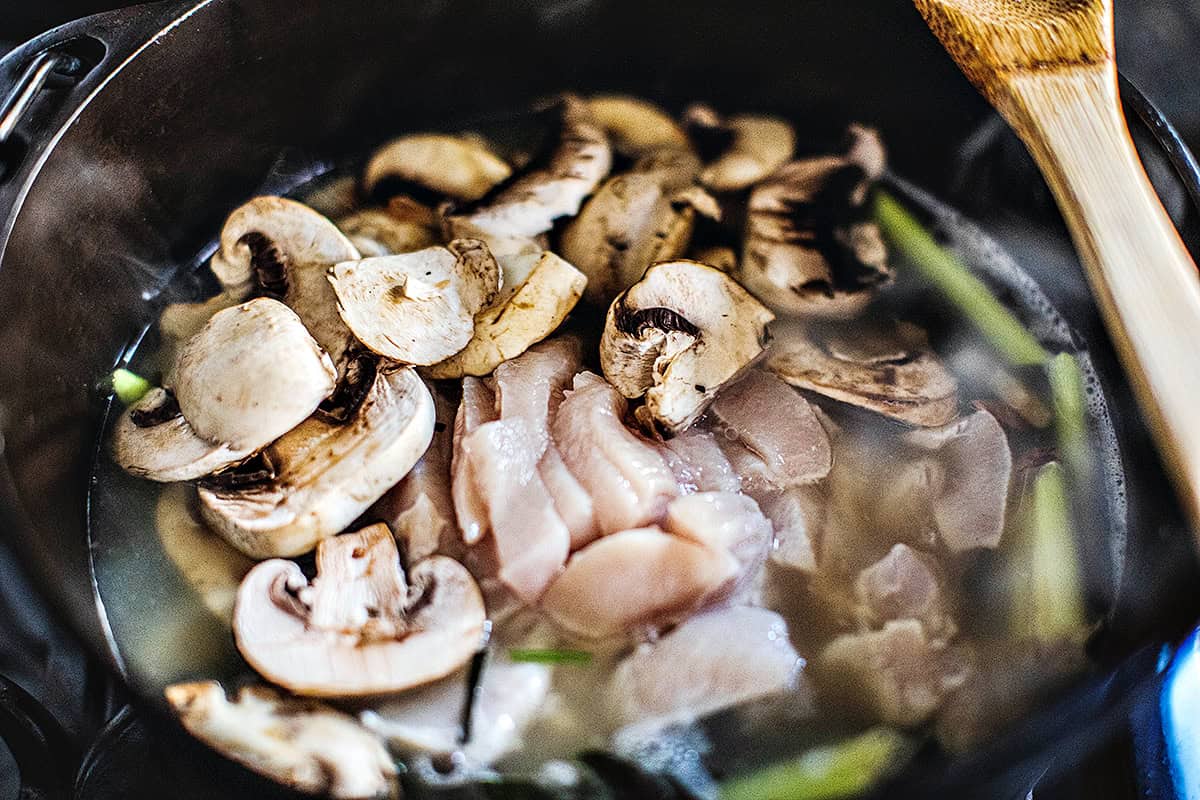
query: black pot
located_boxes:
[0,1,1197,797]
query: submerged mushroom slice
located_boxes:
[112,388,253,482]
[586,95,690,158]
[561,168,718,306]
[234,523,486,697]
[426,248,586,379]
[457,95,612,239]
[209,196,361,369]
[335,200,439,257]
[740,125,891,317]
[903,409,1013,552]
[600,260,774,434]
[329,239,501,365]
[363,133,512,202]
[199,364,435,558]
[166,681,395,799]
[172,298,336,450]
[686,105,795,192]
[767,318,959,427]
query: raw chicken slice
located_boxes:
[372,388,461,563]
[709,370,832,487]
[492,336,584,456]
[609,607,803,727]
[362,658,551,766]
[762,486,825,574]
[540,444,600,549]
[452,377,498,545]
[657,427,742,494]
[663,492,772,585]
[459,417,570,603]
[853,543,953,638]
[816,619,972,727]
[540,526,739,639]
[553,372,678,532]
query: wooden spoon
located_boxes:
[913,0,1200,537]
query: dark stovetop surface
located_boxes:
[1,2,1199,798]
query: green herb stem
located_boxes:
[111,368,153,405]
[508,648,593,665]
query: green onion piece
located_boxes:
[1048,353,1093,486]
[1009,462,1087,642]
[508,648,593,665]
[874,190,1050,367]
[720,727,909,800]
[111,368,153,405]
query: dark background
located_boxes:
[0,1,1197,798]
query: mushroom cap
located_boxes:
[561,171,715,307]
[112,388,254,482]
[165,680,395,799]
[766,318,959,427]
[903,409,1013,551]
[171,298,337,450]
[586,95,690,157]
[335,203,438,257]
[458,95,612,239]
[692,110,796,192]
[199,365,435,558]
[363,133,512,202]
[329,239,501,365]
[209,196,361,368]
[739,127,891,318]
[425,249,586,379]
[233,523,486,696]
[600,260,775,433]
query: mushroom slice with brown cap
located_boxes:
[561,168,719,307]
[685,105,796,192]
[172,298,336,450]
[209,196,361,369]
[600,260,775,434]
[233,523,486,696]
[112,388,254,482]
[199,364,435,558]
[166,681,394,798]
[329,239,501,365]
[766,318,959,427]
[456,95,612,239]
[363,133,512,202]
[425,247,586,379]
[335,198,439,257]
[903,409,1013,552]
[586,95,690,158]
[740,125,891,318]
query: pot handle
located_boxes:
[0,0,199,185]
[0,674,76,800]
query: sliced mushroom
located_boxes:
[455,95,612,239]
[112,387,253,482]
[165,680,395,799]
[363,133,512,202]
[692,245,738,273]
[766,318,959,426]
[300,174,361,219]
[199,364,435,558]
[172,298,336,450]
[740,124,891,318]
[539,526,739,640]
[561,168,718,306]
[329,239,501,365]
[425,248,586,378]
[335,199,439,257]
[586,95,690,157]
[685,105,795,192]
[600,260,775,434]
[233,523,485,696]
[903,409,1013,552]
[209,196,361,369]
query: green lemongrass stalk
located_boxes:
[508,648,593,665]
[720,727,909,800]
[111,368,153,405]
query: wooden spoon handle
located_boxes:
[1000,65,1200,528]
